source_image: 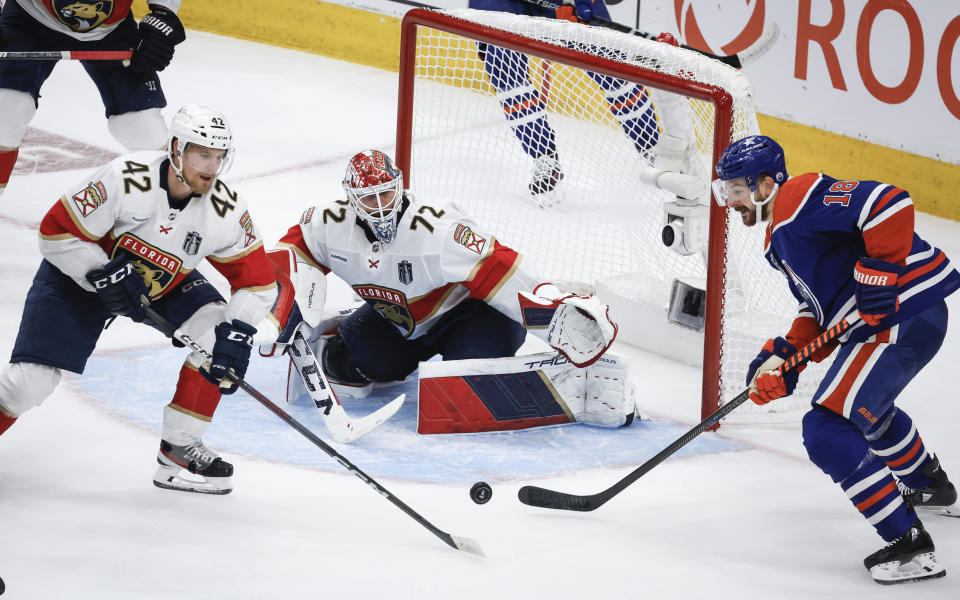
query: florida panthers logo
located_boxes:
[112,234,183,298]
[53,1,115,33]
[353,284,415,337]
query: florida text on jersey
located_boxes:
[37,151,276,300]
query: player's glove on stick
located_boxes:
[85,256,149,322]
[854,257,905,327]
[519,283,617,368]
[556,0,595,23]
[746,337,801,405]
[129,5,186,77]
[201,320,257,394]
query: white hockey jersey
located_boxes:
[277,193,540,339]
[14,0,181,41]
[38,151,277,325]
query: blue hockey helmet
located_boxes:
[712,135,788,207]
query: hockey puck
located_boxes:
[470,481,492,504]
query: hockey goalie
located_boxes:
[255,149,637,437]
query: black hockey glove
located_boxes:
[129,5,186,77]
[85,256,149,322]
[201,320,257,394]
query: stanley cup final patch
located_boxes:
[183,231,202,255]
[398,260,413,285]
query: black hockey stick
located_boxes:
[518,317,857,511]
[143,304,484,557]
[514,0,779,68]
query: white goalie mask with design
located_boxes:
[342,150,404,244]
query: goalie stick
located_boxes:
[518,317,856,511]
[143,304,484,557]
[287,330,405,443]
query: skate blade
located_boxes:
[917,504,960,518]
[153,465,233,495]
[870,553,946,585]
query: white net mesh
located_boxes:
[401,9,824,422]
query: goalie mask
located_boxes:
[343,150,404,244]
[168,104,236,188]
[712,135,787,223]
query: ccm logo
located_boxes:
[227,331,253,346]
[854,270,891,286]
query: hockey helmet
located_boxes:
[342,150,404,244]
[168,104,235,179]
[712,135,787,207]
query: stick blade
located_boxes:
[327,393,406,444]
[449,535,486,557]
[517,485,598,511]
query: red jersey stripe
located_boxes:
[463,241,520,302]
[886,437,924,468]
[39,197,99,242]
[899,251,946,287]
[855,481,897,513]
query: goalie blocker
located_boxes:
[418,351,636,434]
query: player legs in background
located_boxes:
[0,1,174,197]
[802,302,955,583]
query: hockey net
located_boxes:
[396,9,825,425]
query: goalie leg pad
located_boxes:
[417,351,635,434]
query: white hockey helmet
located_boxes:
[342,150,404,244]
[168,104,235,180]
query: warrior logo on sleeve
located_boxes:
[112,234,183,297]
[353,285,415,337]
[53,1,115,33]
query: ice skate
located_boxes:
[863,520,945,584]
[153,439,233,495]
[528,151,563,198]
[901,455,959,518]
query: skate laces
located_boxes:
[181,440,219,469]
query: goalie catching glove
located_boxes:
[518,283,617,368]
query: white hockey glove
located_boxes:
[256,249,328,352]
[518,283,617,368]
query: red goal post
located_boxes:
[394,8,817,424]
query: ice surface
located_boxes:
[0,31,958,599]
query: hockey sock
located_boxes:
[588,74,660,155]
[802,406,915,542]
[840,454,916,542]
[0,412,16,436]
[866,408,931,491]
[481,45,557,158]
[0,148,18,195]
[169,363,222,421]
